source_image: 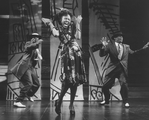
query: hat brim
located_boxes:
[29,35,42,39]
[112,33,123,40]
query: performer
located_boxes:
[10,33,43,108]
[42,8,87,115]
[99,32,148,107]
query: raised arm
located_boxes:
[25,39,43,50]
[42,18,59,37]
[130,42,149,54]
[73,15,82,40]
[128,46,135,54]
[99,37,109,57]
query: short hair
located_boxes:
[55,9,72,25]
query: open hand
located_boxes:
[143,42,149,49]
[100,37,109,46]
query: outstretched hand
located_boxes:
[143,42,149,49]
[100,37,109,46]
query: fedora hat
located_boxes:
[29,33,42,39]
[111,32,123,40]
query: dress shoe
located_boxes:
[100,100,105,105]
[100,100,109,106]
[55,100,61,115]
[124,103,130,108]
[69,105,75,115]
[28,97,34,102]
[14,102,26,108]
[70,109,75,115]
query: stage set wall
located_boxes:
[49,0,122,101]
[7,0,42,100]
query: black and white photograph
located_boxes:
[0,0,149,120]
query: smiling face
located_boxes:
[61,14,71,28]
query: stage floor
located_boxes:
[0,98,149,120]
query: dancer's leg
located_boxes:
[69,84,77,114]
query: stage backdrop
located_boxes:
[49,0,122,101]
[7,0,42,100]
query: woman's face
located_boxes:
[61,14,71,28]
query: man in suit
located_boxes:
[10,33,43,108]
[99,32,148,107]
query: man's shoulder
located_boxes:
[123,44,130,47]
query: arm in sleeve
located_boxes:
[25,39,43,51]
[128,45,135,54]
[42,18,59,37]
[99,45,108,57]
[74,15,82,40]
[75,22,81,40]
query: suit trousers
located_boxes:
[102,64,128,104]
[16,67,40,102]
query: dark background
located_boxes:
[0,0,149,86]
[120,0,149,86]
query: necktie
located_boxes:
[118,43,123,60]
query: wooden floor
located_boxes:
[0,98,149,120]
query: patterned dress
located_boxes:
[59,23,87,86]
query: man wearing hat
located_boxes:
[99,32,148,107]
[10,33,43,107]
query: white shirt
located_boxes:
[115,42,123,60]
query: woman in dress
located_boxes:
[42,8,87,115]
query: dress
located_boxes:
[59,23,87,85]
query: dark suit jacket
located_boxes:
[99,40,134,76]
